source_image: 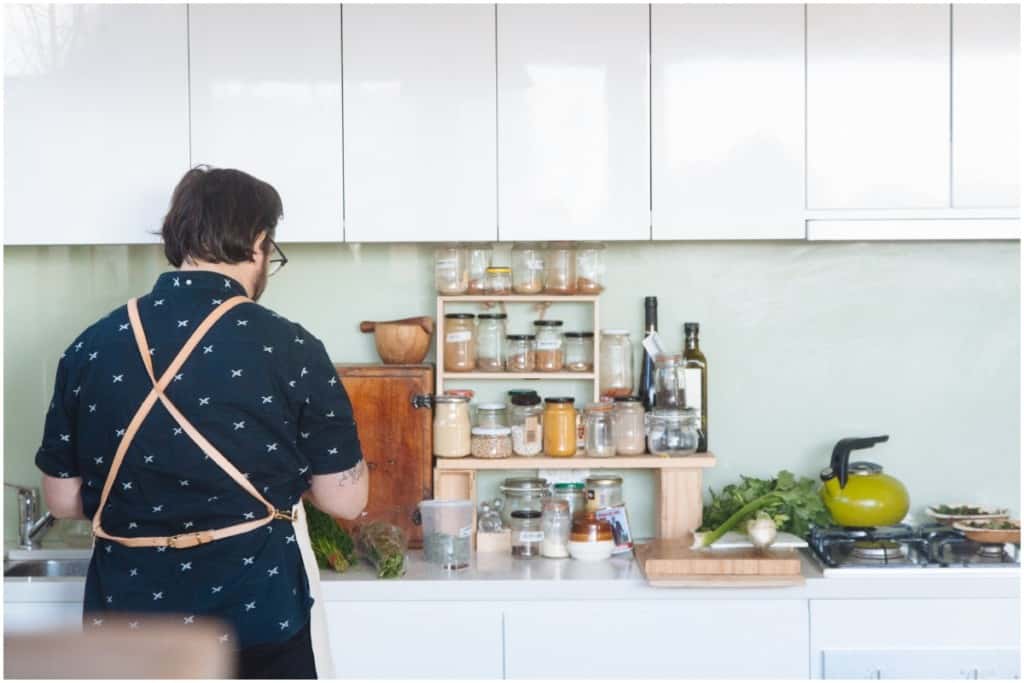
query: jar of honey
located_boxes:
[543,397,577,457]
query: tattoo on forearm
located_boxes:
[336,460,367,487]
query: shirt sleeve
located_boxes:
[35,350,80,479]
[295,331,363,475]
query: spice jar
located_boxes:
[466,244,492,294]
[434,244,468,295]
[543,397,577,457]
[475,313,507,372]
[444,313,476,372]
[551,482,586,520]
[500,477,549,527]
[564,332,594,372]
[534,320,565,372]
[505,334,536,372]
[510,510,544,558]
[599,329,634,398]
[646,408,701,457]
[612,396,646,455]
[576,242,606,294]
[511,242,545,294]
[433,395,471,458]
[541,499,571,558]
[544,242,577,295]
[653,353,686,409]
[509,393,543,456]
[583,402,616,458]
[585,475,623,512]
[475,403,508,429]
[485,266,512,295]
[471,427,513,459]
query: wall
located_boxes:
[4,240,1020,543]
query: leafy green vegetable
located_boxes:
[699,470,832,547]
[356,520,407,579]
[934,504,986,515]
[304,500,356,573]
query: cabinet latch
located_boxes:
[411,393,433,409]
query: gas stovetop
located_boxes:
[808,524,1020,575]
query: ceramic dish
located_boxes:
[925,504,1009,525]
[567,539,615,562]
[952,519,1020,545]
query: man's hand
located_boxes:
[307,460,369,520]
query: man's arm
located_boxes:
[41,475,86,519]
[308,460,369,520]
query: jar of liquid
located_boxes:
[509,393,544,456]
[510,510,544,558]
[599,329,634,398]
[653,353,686,409]
[585,475,623,512]
[544,242,577,295]
[475,403,508,429]
[541,499,571,558]
[534,320,565,372]
[612,396,646,455]
[475,313,507,372]
[563,332,594,372]
[434,244,468,295]
[443,314,476,372]
[485,266,512,296]
[511,242,545,294]
[505,334,536,372]
[583,402,616,458]
[433,395,472,458]
[576,242,606,294]
[466,244,492,294]
[543,397,577,457]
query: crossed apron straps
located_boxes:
[92,295,295,550]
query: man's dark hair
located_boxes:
[161,166,283,267]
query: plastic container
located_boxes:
[476,313,507,372]
[419,500,474,570]
[599,330,634,398]
[543,397,577,457]
[511,242,545,294]
[433,395,472,458]
[443,314,476,372]
[434,244,468,295]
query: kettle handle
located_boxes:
[826,435,889,489]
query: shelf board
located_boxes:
[435,454,716,470]
[442,372,595,381]
[438,294,600,303]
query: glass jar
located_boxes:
[563,332,594,372]
[646,408,701,457]
[583,402,616,458]
[471,427,513,459]
[585,475,623,513]
[505,334,536,372]
[653,353,686,409]
[541,499,571,558]
[434,244,468,295]
[466,244,492,294]
[544,242,577,295]
[576,242,606,294]
[599,330,633,398]
[534,320,565,372]
[433,395,472,458]
[510,510,544,558]
[543,397,577,457]
[511,242,545,294]
[612,396,646,455]
[509,393,544,456]
[485,266,512,295]
[550,482,586,520]
[443,314,476,372]
[475,313,507,372]
[475,403,508,429]
[500,477,549,527]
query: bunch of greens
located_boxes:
[356,520,407,579]
[304,500,356,573]
[698,470,832,547]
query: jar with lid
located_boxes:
[434,244,468,295]
[471,427,512,459]
[541,499,571,558]
[485,266,512,295]
[653,353,686,409]
[544,242,577,295]
[475,313,507,372]
[508,393,543,456]
[599,330,634,398]
[466,244,492,294]
[612,396,646,455]
[475,403,508,429]
[583,402,616,458]
[576,242,606,294]
[511,242,545,294]
[543,397,577,457]
[510,510,544,558]
[585,475,624,512]
[500,477,549,527]
[646,408,701,456]
[550,482,586,520]
[505,334,536,372]
[443,314,476,372]
[533,320,565,372]
[564,332,594,372]
[433,395,471,458]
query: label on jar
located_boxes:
[524,416,541,445]
[684,368,702,412]
[517,530,544,543]
[536,339,562,351]
[446,330,472,343]
[527,258,544,271]
[458,525,473,539]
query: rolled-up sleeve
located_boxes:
[35,352,80,479]
[295,333,362,475]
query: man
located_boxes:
[35,166,368,679]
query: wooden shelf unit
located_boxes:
[435,454,716,470]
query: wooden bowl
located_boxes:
[953,519,1020,545]
[360,317,434,365]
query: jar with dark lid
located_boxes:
[509,392,543,456]
[510,510,544,558]
[585,475,623,512]
[476,313,507,372]
[505,334,536,372]
[500,477,549,527]
[543,397,576,457]
[534,320,565,372]
[444,313,476,372]
[564,332,594,372]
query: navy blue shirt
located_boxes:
[35,270,362,648]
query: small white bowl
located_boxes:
[568,539,615,562]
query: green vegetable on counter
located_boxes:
[304,500,356,573]
[699,470,832,548]
[357,520,408,579]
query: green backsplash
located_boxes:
[4,240,1020,543]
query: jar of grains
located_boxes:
[599,329,634,398]
[544,242,577,295]
[563,332,594,372]
[508,392,544,456]
[585,475,623,513]
[475,313,507,372]
[471,427,512,459]
[505,334,536,372]
[511,242,545,294]
[484,266,512,295]
[612,396,646,455]
[583,402,616,458]
[433,395,471,457]
[575,242,606,294]
[434,244,468,295]
[543,397,577,457]
[533,320,565,372]
[466,244,492,294]
[444,314,476,372]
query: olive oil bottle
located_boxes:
[682,322,708,452]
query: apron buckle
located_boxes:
[273,509,296,522]
[167,532,211,549]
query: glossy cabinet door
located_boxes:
[652,4,804,240]
[342,5,496,243]
[952,4,1020,208]
[4,4,188,245]
[189,4,343,243]
[497,4,650,241]
[807,5,950,209]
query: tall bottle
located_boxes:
[638,297,658,411]
[682,322,708,452]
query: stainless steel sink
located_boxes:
[4,558,90,577]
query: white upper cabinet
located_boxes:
[342,5,496,243]
[189,5,343,244]
[4,4,188,245]
[952,4,1020,208]
[652,4,805,240]
[807,5,950,210]
[497,4,650,242]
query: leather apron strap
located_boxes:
[92,295,295,550]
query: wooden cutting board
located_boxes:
[635,535,805,587]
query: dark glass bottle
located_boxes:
[683,322,708,452]
[639,297,658,411]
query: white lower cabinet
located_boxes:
[3,602,82,634]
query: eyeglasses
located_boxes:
[267,237,288,277]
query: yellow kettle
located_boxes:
[819,435,910,527]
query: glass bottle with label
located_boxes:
[638,296,658,410]
[682,322,708,452]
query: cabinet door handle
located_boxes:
[411,393,433,409]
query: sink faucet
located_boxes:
[5,483,55,550]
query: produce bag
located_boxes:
[356,520,408,579]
